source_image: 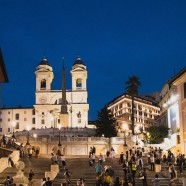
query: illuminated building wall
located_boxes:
[107,93,160,134]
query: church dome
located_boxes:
[73,56,85,66]
[38,57,50,66]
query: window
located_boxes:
[76,78,82,89]
[41,119,45,124]
[32,109,35,115]
[8,111,10,114]
[8,118,10,122]
[138,106,142,110]
[0,118,2,122]
[40,79,46,89]
[24,118,27,121]
[139,111,142,115]
[144,113,147,117]
[0,111,1,115]
[184,82,186,99]
[58,119,60,123]
[0,128,2,132]
[8,128,10,132]
[15,122,19,129]
[127,103,131,107]
[24,111,27,114]
[15,113,19,120]
[32,118,35,124]
[119,103,122,109]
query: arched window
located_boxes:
[76,78,82,89]
[41,79,46,89]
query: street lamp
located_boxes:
[57,124,62,147]
[26,126,31,145]
[12,121,16,139]
[135,132,138,145]
[124,132,127,147]
[118,128,128,147]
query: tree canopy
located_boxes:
[146,125,169,144]
[95,106,117,137]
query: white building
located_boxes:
[0,56,89,134]
[158,67,186,153]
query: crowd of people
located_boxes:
[94,146,186,186]
[1,134,186,186]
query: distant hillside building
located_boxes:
[107,93,160,134]
[0,57,89,134]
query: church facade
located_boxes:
[0,57,89,134]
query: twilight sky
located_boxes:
[0,0,186,120]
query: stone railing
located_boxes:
[0,148,19,173]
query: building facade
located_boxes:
[0,57,89,135]
[158,67,186,153]
[107,93,160,134]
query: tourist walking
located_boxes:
[64,168,71,185]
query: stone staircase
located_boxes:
[52,156,184,186]
[0,155,185,186]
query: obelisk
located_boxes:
[60,59,69,127]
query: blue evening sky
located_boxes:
[0,0,186,120]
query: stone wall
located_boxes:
[15,135,137,156]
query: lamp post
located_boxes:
[135,132,138,145]
[26,126,30,145]
[124,132,127,147]
[57,124,62,147]
[12,121,16,139]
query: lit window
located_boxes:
[76,78,82,89]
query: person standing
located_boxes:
[131,161,137,185]
[142,168,147,186]
[152,174,160,186]
[45,177,52,186]
[35,148,40,158]
[95,162,102,176]
[28,169,34,181]
[64,169,71,185]
[119,152,124,164]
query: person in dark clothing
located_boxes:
[119,152,124,164]
[141,168,147,186]
[28,169,34,181]
[45,177,52,186]
[113,177,121,186]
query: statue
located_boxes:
[13,161,28,185]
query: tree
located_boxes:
[95,106,117,137]
[145,126,169,144]
[125,76,141,135]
